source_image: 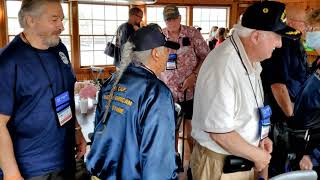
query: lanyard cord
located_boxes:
[21,32,66,96]
[230,35,263,108]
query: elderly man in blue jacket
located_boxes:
[87,24,180,180]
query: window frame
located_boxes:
[77,3,129,67]
[192,6,230,41]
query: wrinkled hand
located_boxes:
[75,130,87,160]
[300,155,313,170]
[180,73,197,91]
[253,148,271,172]
[259,137,273,154]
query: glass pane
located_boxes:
[106,56,114,65]
[60,36,71,51]
[81,51,94,66]
[201,22,210,34]
[193,9,201,21]
[117,6,129,20]
[179,7,186,25]
[218,21,226,28]
[80,36,94,51]
[6,1,21,17]
[202,33,209,41]
[62,3,69,19]
[94,36,107,51]
[193,7,228,33]
[61,20,69,35]
[117,21,126,27]
[79,20,93,34]
[156,7,164,21]
[106,35,115,44]
[93,51,108,65]
[79,4,92,19]
[93,20,105,35]
[217,9,227,20]
[147,7,157,22]
[105,5,117,20]
[8,18,22,35]
[210,10,218,21]
[92,5,105,20]
[105,21,118,35]
[202,9,211,21]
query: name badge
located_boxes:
[54,91,72,126]
[166,53,177,70]
[258,105,272,140]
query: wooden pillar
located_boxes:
[0,0,8,48]
[70,1,79,69]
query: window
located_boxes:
[78,4,129,66]
[6,1,23,41]
[6,1,71,59]
[146,6,187,28]
[193,7,228,40]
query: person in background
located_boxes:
[214,27,226,48]
[161,5,210,161]
[0,0,86,179]
[114,7,143,68]
[86,24,180,180]
[260,3,309,177]
[208,26,218,50]
[292,8,320,172]
[191,1,301,179]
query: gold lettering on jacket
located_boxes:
[104,95,133,106]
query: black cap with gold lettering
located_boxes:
[242,1,301,40]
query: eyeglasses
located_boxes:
[134,14,143,19]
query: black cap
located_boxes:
[242,1,301,40]
[132,24,180,51]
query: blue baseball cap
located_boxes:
[132,24,180,51]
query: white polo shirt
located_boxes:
[191,32,264,155]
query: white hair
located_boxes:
[233,23,255,38]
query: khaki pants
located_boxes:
[190,142,254,180]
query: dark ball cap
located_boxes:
[132,23,180,51]
[241,1,301,40]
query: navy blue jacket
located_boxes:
[87,64,178,180]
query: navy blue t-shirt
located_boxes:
[261,37,307,122]
[0,35,76,178]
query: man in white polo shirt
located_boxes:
[190,1,301,180]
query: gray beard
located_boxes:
[43,37,60,48]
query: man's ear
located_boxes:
[250,30,260,45]
[151,48,160,61]
[25,15,36,28]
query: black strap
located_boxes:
[21,32,66,97]
[230,35,263,108]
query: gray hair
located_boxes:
[233,23,255,38]
[18,0,61,28]
[102,42,164,123]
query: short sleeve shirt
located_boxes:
[191,33,262,154]
[161,25,209,102]
[0,35,76,178]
